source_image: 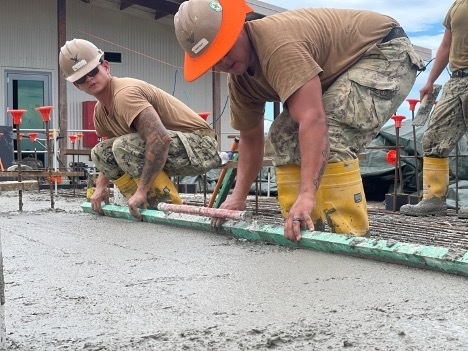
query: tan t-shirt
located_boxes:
[229,8,398,130]
[94,77,211,137]
[443,0,468,72]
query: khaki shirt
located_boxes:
[443,0,468,72]
[94,77,211,137]
[229,8,398,130]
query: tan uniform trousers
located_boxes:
[91,129,221,181]
[265,37,425,164]
[422,76,468,157]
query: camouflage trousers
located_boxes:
[91,129,222,181]
[423,76,468,157]
[265,37,424,165]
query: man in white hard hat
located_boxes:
[174,0,425,241]
[59,38,221,220]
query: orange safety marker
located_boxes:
[197,112,210,121]
[390,115,406,212]
[28,132,38,142]
[7,109,28,211]
[8,109,27,125]
[35,106,53,122]
[35,106,55,209]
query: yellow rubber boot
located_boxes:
[112,173,138,199]
[276,164,325,231]
[400,157,449,216]
[136,171,182,208]
[421,157,449,199]
[320,159,369,236]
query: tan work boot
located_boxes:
[400,157,449,217]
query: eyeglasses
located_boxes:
[75,64,101,84]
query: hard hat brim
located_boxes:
[67,54,102,83]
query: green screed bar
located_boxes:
[81,202,468,277]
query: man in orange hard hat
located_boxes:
[174,0,425,241]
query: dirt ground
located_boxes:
[1,190,467,350]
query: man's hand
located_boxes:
[211,195,247,229]
[283,196,316,242]
[127,190,148,221]
[419,82,434,102]
[90,186,110,214]
[283,76,328,242]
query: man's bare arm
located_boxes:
[230,123,265,201]
[427,28,452,85]
[131,106,172,194]
[284,75,329,241]
[420,28,452,99]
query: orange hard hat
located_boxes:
[174,0,253,82]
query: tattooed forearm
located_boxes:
[133,106,171,186]
[313,160,326,190]
[313,140,330,190]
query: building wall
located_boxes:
[0,0,236,156]
[65,0,220,135]
[0,0,58,125]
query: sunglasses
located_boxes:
[75,64,101,84]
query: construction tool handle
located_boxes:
[158,203,252,221]
[208,137,240,208]
[419,94,428,107]
[228,137,240,152]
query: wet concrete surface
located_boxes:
[1,191,467,350]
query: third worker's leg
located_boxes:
[400,76,468,217]
[399,157,449,216]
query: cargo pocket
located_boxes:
[265,109,300,165]
[347,67,398,131]
[407,49,426,71]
